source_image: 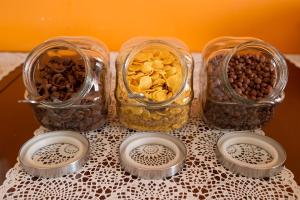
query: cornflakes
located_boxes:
[116,46,192,132]
[126,47,183,102]
[138,76,152,90]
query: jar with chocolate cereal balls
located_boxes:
[115,37,194,132]
[22,37,110,131]
[202,37,288,130]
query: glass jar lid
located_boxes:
[215,132,286,178]
[19,131,90,178]
[119,132,187,179]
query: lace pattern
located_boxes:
[227,143,273,165]
[31,143,79,167]
[129,144,176,166]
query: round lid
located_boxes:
[19,131,90,178]
[119,132,187,179]
[215,132,286,178]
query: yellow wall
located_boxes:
[1,0,300,53]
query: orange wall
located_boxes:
[1,0,300,53]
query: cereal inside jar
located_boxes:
[23,37,109,131]
[115,38,194,132]
[202,37,288,130]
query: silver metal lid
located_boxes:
[216,132,286,178]
[19,131,90,178]
[119,132,187,180]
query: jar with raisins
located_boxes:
[22,37,110,131]
[115,37,194,132]
[202,37,288,130]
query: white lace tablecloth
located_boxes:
[0,118,299,200]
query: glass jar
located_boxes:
[115,37,194,132]
[23,36,109,131]
[202,37,288,130]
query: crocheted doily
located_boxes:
[0,118,299,200]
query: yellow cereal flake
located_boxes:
[129,83,140,92]
[142,110,151,119]
[145,85,163,93]
[127,71,136,75]
[134,52,153,62]
[152,90,168,102]
[128,65,142,72]
[131,107,144,115]
[152,60,164,69]
[151,114,162,120]
[159,49,171,58]
[141,62,153,74]
[139,76,152,90]
[156,69,167,77]
[166,67,177,77]
[130,72,144,80]
[162,55,176,64]
[152,78,165,86]
[166,74,181,92]
[151,72,160,80]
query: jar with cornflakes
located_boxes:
[115,37,194,132]
[22,36,110,131]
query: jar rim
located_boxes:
[221,39,288,105]
[121,39,190,107]
[23,37,93,108]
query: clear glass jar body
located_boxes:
[115,37,194,132]
[202,37,288,130]
[23,37,110,131]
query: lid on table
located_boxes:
[19,130,90,178]
[119,132,187,180]
[215,132,286,178]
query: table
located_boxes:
[0,60,299,192]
